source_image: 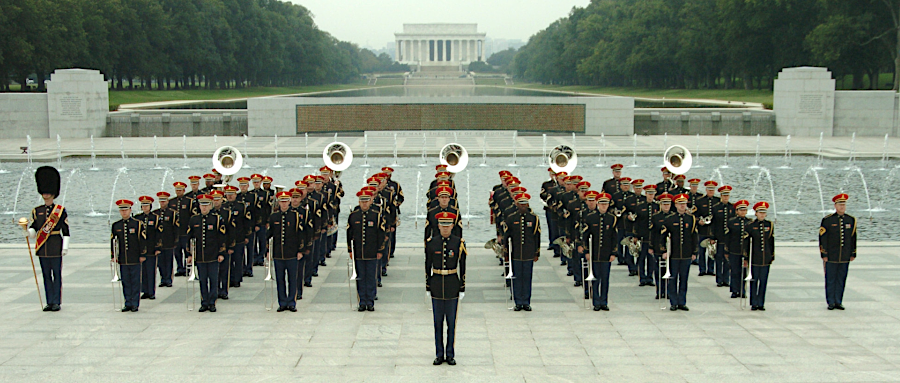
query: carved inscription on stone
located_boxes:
[59,96,86,119]
[798,94,824,115]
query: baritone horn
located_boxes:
[663,145,692,175]
[323,142,353,171]
[212,146,244,183]
[549,145,577,174]
[439,143,468,173]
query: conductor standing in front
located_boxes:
[426,212,467,366]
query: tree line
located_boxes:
[510,0,900,90]
[0,0,407,92]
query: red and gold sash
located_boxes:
[35,204,63,252]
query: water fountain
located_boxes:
[89,135,99,171]
[56,134,62,170]
[782,166,826,215]
[107,168,139,221]
[747,167,777,219]
[572,132,577,150]
[596,133,608,167]
[181,135,189,169]
[508,131,519,167]
[242,134,252,169]
[628,134,639,167]
[390,133,400,167]
[844,132,856,170]
[0,154,8,174]
[539,134,547,168]
[879,134,889,170]
[692,134,702,168]
[419,132,428,167]
[26,135,32,166]
[360,132,371,168]
[778,135,792,169]
[302,132,312,168]
[814,132,825,170]
[152,135,164,170]
[840,167,877,218]
[479,132,488,167]
[879,167,900,211]
[119,136,127,170]
[659,133,668,166]
[749,134,761,169]
[707,167,726,187]
[6,168,33,215]
[272,134,282,168]
[720,134,730,168]
[214,134,218,147]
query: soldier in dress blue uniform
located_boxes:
[382,167,401,259]
[661,193,698,311]
[201,173,216,194]
[540,168,563,261]
[670,175,688,196]
[185,175,202,198]
[188,194,227,313]
[578,191,618,311]
[820,193,856,310]
[710,186,735,288]
[246,174,264,271]
[632,183,658,287]
[26,166,70,312]
[694,180,720,276]
[172,180,197,277]
[650,193,674,299]
[746,201,775,311]
[501,193,540,311]
[426,211,466,366]
[557,175,582,281]
[134,196,159,300]
[348,188,386,311]
[269,191,306,312]
[154,191,178,288]
[222,186,250,294]
[611,177,636,270]
[289,185,315,299]
[111,199,148,312]
[425,186,462,241]
[601,164,623,196]
[236,176,254,279]
[726,199,751,299]
[656,167,674,196]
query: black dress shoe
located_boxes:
[446,358,456,366]
[647,282,655,287]
[375,296,379,300]
[723,283,729,287]
[390,254,394,258]
[174,272,186,277]
[698,273,704,277]
[381,270,387,276]
[326,254,332,258]
[219,294,229,300]
[167,283,173,287]
[679,305,689,311]
[140,294,148,300]
[433,357,444,365]
[131,307,139,312]
[731,293,739,299]
[233,282,240,288]
[50,304,60,312]
[366,305,374,311]
[574,281,582,287]
[628,271,638,276]
[288,306,297,312]
[670,305,678,311]
[208,305,216,312]
[43,305,52,312]
[304,282,312,287]
[147,296,156,300]
[277,306,286,312]
[320,262,327,267]
[358,306,366,312]
[523,305,532,311]
[199,305,208,312]
[835,304,845,310]
[639,282,646,286]
[377,282,383,287]
[593,306,601,311]
[159,283,167,287]
[716,283,724,287]
[751,306,758,311]
[655,294,660,300]
[758,306,765,311]
[709,273,716,277]
[560,261,567,266]
[121,306,132,312]
[312,272,318,277]
[827,304,835,310]
[600,305,609,311]
[514,305,522,311]
[566,271,573,276]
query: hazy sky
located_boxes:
[287,0,591,49]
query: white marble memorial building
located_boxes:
[394,24,486,67]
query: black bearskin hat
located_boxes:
[35,166,60,198]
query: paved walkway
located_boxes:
[2,134,899,162]
[0,241,898,382]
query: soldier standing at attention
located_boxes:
[172,180,197,277]
[269,191,304,312]
[188,194,227,313]
[111,199,147,312]
[426,212,467,366]
[746,201,775,311]
[819,193,856,310]
[662,193,698,311]
[348,189,386,312]
[502,193,540,311]
[134,196,159,300]
[578,191,618,311]
[154,191,178,288]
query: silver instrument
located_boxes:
[111,236,121,310]
[700,238,716,261]
[484,238,504,260]
[621,236,641,265]
[549,144,577,174]
[663,145,693,175]
[212,146,244,184]
[660,236,671,310]
[264,238,275,311]
[323,142,353,171]
[348,250,358,310]
[440,143,469,173]
[186,238,197,311]
[583,244,596,310]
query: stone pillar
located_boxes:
[46,68,109,138]
[773,66,836,136]
[439,40,445,61]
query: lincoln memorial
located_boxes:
[394,23,487,68]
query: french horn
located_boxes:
[439,143,468,173]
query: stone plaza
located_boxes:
[0,239,898,382]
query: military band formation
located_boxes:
[17,148,859,366]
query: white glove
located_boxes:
[62,236,70,256]
[459,292,465,301]
[426,291,431,298]
[27,228,36,239]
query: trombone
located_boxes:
[660,236,671,310]
[741,257,754,310]
[111,236,121,310]
[583,244,596,310]
[503,241,515,310]
[348,250,358,310]
[263,237,275,311]
[186,238,197,311]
